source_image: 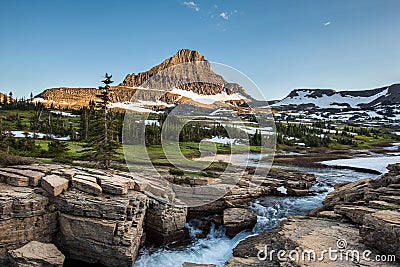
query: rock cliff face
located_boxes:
[35,86,138,108]
[0,164,189,266]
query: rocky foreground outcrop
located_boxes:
[226,163,400,266]
[0,164,161,266]
[0,163,317,266]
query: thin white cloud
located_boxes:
[183,1,200,12]
[219,12,229,20]
[324,21,331,26]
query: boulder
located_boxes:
[96,174,135,195]
[0,171,30,187]
[334,205,376,224]
[223,208,257,237]
[360,210,400,259]
[8,241,65,267]
[41,175,69,196]
[317,210,343,220]
[145,202,188,245]
[323,178,372,209]
[71,175,102,195]
[2,168,45,186]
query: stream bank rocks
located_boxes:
[225,216,399,267]
[226,163,400,266]
[188,168,316,218]
[311,163,400,260]
[223,208,257,237]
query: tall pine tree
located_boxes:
[84,73,121,169]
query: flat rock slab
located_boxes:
[223,208,257,237]
[13,164,51,173]
[71,176,102,195]
[0,171,30,187]
[361,210,400,259]
[95,174,135,195]
[334,205,377,224]
[41,175,69,196]
[2,168,45,186]
[8,241,65,267]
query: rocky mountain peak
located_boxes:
[34,49,252,110]
[120,49,216,89]
[167,49,206,65]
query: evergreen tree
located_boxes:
[84,73,121,169]
[48,140,69,156]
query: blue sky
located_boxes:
[1,0,399,100]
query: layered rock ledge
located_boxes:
[0,164,163,266]
[0,163,317,266]
[226,163,400,266]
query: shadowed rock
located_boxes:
[8,241,65,267]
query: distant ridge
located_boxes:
[272,84,400,109]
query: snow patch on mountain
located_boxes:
[170,88,247,105]
[273,88,389,109]
[108,100,174,113]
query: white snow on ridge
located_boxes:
[321,156,400,174]
[273,88,389,109]
[108,100,174,113]
[170,88,247,105]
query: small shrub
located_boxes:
[52,156,73,164]
[48,140,70,156]
[0,153,33,167]
[200,171,220,178]
[172,176,191,185]
[169,168,185,176]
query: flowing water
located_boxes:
[134,154,380,267]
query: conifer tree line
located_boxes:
[275,122,360,147]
